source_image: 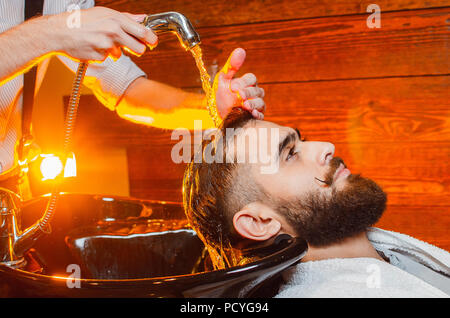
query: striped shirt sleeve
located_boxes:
[56,0,147,111]
[57,54,147,112]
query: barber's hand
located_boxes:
[49,7,157,62]
[214,48,265,120]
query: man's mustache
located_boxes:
[316,157,346,186]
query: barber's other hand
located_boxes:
[215,48,265,120]
[49,6,157,62]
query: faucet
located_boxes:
[142,12,201,50]
[0,187,46,268]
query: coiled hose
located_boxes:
[38,62,88,233]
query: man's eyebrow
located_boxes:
[278,131,298,161]
[295,128,302,140]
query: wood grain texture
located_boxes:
[120,7,450,88]
[70,75,450,147]
[94,0,450,27]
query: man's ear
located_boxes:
[233,202,281,241]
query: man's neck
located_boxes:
[301,231,386,263]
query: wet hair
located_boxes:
[182,107,261,251]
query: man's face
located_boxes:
[230,119,342,199]
[230,119,387,246]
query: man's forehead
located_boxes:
[247,119,296,138]
[253,119,283,130]
[225,119,295,159]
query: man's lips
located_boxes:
[333,163,351,181]
[317,157,350,186]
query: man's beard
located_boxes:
[272,157,387,247]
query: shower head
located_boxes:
[142,12,201,50]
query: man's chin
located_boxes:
[280,174,388,247]
[332,174,353,190]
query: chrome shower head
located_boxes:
[142,12,201,50]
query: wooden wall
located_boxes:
[72,0,450,250]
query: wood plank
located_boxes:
[124,7,450,87]
[70,75,450,148]
[258,76,450,144]
[95,0,450,27]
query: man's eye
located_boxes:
[286,147,298,161]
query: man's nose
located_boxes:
[306,141,335,166]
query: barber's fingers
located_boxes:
[254,110,264,120]
[238,86,265,100]
[115,29,148,56]
[230,73,257,92]
[251,108,264,120]
[118,13,158,47]
[122,13,147,23]
[243,98,266,115]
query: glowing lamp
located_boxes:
[39,152,76,181]
[40,155,63,181]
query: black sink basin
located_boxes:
[0,193,307,297]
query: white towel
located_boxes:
[275,227,450,298]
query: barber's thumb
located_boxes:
[221,48,246,80]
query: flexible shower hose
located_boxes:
[38,62,88,233]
